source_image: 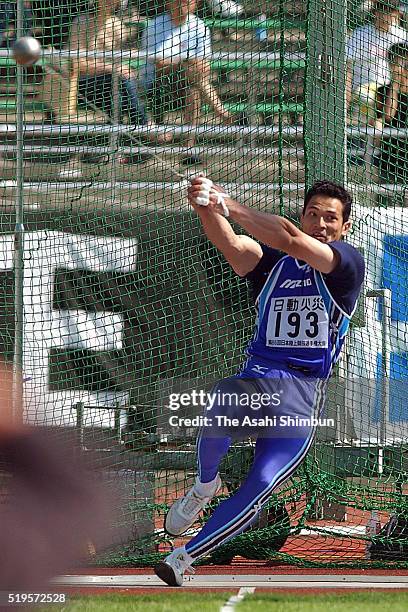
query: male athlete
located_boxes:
[155,177,365,586]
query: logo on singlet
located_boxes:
[280,278,312,289]
[251,364,268,374]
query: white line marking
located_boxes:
[154,524,366,538]
[220,587,255,611]
[299,525,366,536]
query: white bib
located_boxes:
[266,296,329,349]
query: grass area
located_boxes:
[238,591,408,612]
[45,593,232,611]
[41,591,408,611]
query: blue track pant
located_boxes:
[185,360,326,560]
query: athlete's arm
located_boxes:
[232,203,339,274]
[323,241,365,314]
[200,193,339,275]
[188,196,263,276]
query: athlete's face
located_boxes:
[300,195,351,243]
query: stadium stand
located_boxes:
[0,3,306,181]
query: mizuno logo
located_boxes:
[280,278,312,289]
[251,365,268,374]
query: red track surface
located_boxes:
[62,484,408,596]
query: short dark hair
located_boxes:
[388,42,408,63]
[372,0,401,14]
[303,180,353,222]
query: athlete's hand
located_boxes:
[188,175,230,217]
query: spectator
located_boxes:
[375,42,408,189]
[346,0,407,124]
[131,0,244,18]
[204,0,243,17]
[0,1,32,48]
[31,0,76,49]
[66,0,170,163]
[139,0,234,165]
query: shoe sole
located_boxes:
[154,561,182,586]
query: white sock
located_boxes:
[194,474,219,497]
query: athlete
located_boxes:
[155,178,365,586]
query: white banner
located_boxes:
[0,231,138,426]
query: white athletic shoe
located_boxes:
[154,547,195,587]
[165,475,221,536]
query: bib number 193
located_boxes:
[266,296,329,348]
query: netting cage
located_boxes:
[0,0,408,568]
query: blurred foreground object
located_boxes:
[0,363,119,590]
